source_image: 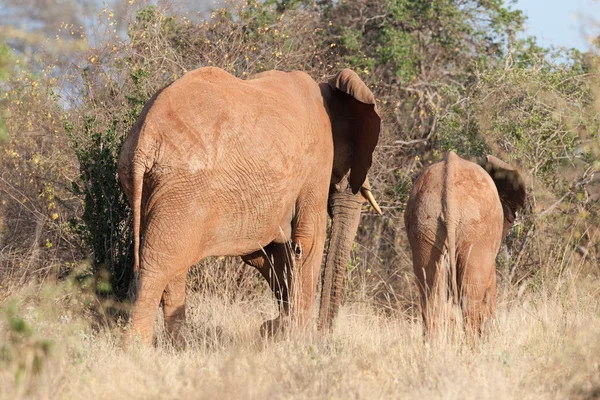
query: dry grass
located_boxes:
[1,269,600,400]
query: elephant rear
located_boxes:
[405,152,505,337]
[116,65,384,346]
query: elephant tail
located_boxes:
[132,158,145,274]
[443,151,459,306]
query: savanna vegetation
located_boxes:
[0,0,599,398]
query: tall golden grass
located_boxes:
[1,258,599,399]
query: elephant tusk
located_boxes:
[360,188,383,215]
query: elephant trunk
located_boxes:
[318,191,363,332]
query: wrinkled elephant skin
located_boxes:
[117,67,381,345]
[404,151,526,337]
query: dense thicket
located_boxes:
[0,0,598,308]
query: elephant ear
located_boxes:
[328,69,381,194]
[480,155,526,224]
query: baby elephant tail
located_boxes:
[443,151,459,307]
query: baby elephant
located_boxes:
[404,151,526,336]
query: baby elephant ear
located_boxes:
[328,69,381,194]
[480,155,526,223]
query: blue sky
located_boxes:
[516,0,600,51]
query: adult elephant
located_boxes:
[404,151,525,337]
[117,66,382,345]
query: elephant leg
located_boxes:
[129,214,196,346]
[288,205,327,333]
[410,240,445,335]
[458,246,497,337]
[162,270,188,347]
[242,243,292,313]
[130,267,169,346]
[483,271,497,332]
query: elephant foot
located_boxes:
[260,316,286,338]
[120,326,152,349]
[166,327,188,351]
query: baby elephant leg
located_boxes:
[459,248,497,339]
